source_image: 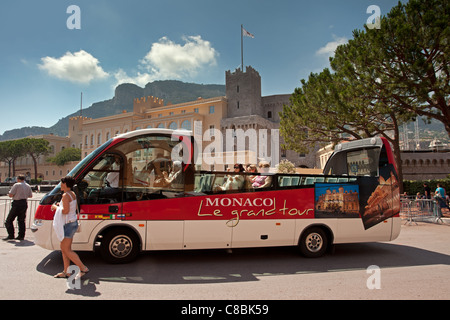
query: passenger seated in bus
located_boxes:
[105,157,120,188]
[215,164,245,191]
[244,164,257,189]
[154,161,184,190]
[252,161,272,188]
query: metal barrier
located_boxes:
[400,198,446,225]
[1,199,41,230]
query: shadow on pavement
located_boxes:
[35,241,450,297]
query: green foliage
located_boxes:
[46,148,81,166]
[280,0,449,192]
[403,179,450,196]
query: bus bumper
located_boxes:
[31,220,55,251]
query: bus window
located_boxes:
[78,153,123,204]
[113,134,186,201]
[347,148,380,177]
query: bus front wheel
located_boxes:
[298,227,328,258]
[100,228,140,264]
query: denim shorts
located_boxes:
[63,221,79,239]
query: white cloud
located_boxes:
[115,35,218,86]
[38,50,109,84]
[316,35,348,57]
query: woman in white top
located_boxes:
[52,176,89,279]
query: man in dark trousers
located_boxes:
[3,175,33,241]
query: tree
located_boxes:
[47,148,81,166]
[280,0,449,192]
[333,0,449,137]
[0,140,28,178]
[22,138,50,180]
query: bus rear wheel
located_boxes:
[100,228,140,264]
[299,227,328,258]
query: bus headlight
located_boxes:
[31,219,43,232]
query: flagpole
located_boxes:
[241,24,244,71]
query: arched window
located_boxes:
[169,122,177,130]
[181,120,191,131]
[157,123,165,129]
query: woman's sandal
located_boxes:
[75,267,89,280]
[54,271,69,278]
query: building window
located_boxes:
[91,134,94,145]
[97,133,102,145]
[169,122,177,130]
[157,123,164,129]
[194,108,199,113]
[181,110,186,114]
[181,120,191,131]
[106,132,110,140]
[237,85,239,93]
[268,111,272,119]
[209,105,215,114]
[237,101,240,109]
[169,112,174,116]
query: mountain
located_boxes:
[0,80,226,141]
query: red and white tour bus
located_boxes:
[32,129,400,263]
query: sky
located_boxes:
[0,0,402,135]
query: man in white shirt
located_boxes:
[3,175,33,241]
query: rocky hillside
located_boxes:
[0,80,225,141]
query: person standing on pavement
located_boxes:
[423,183,431,199]
[435,183,449,211]
[3,175,33,241]
[52,176,89,279]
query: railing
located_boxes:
[0,199,41,230]
[400,197,447,225]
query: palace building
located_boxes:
[1,66,317,181]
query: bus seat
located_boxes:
[291,176,300,186]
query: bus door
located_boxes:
[107,133,194,250]
[75,153,124,243]
[326,146,394,242]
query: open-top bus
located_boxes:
[32,129,400,263]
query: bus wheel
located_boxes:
[100,228,140,264]
[299,227,328,258]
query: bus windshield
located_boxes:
[39,139,114,205]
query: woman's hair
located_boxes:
[258,161,270,168]
[234,163,245,172]
[61,176,76,190]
